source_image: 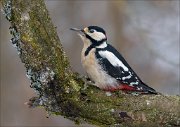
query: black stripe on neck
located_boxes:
[84,34,107,56]
[84,40,107,56]
[85,44,95,56]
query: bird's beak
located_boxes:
[70,28,82,32]
[70,28,85,36]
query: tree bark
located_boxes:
[1,0,180,126]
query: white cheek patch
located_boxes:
[99,50,129,71]
[87,31,106,41]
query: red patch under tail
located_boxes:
[118,84,137,91]
[103,84,137,92]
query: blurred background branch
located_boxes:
[1,0,179,127]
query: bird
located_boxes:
[70,26,157,94]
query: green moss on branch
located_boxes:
[1,0,180,126]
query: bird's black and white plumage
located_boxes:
[70,26,157,94]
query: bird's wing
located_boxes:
[96,44,156,93]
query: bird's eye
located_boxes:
[89,29,95,33]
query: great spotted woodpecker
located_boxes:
[70,26,157,94]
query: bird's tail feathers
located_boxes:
[140,82,157,94]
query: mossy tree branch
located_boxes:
[1,0,180,126]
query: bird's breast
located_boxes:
[81,48,99,78]
[81,48,118,89]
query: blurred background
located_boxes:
[1,0,179,126]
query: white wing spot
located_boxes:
[130,81,139,86]
[99,50,129,71]
[122,75,132,80]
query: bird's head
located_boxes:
[70,26,107,47]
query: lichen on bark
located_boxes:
[1,0,180,126]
